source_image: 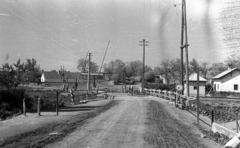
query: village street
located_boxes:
[45,94,221,148]
[0,93,222,148]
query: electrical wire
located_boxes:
[0,1,81,58]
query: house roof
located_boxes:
[184,73,207,82]
[64,71,80,79]
[43,71,80,79]
[213,68,238,79]
[43,71,61,79]
[80,73,104,76]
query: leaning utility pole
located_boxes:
[87,52,92,93]
[183,0,189,97]
[139,39,149,93]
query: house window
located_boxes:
[217,84,219,90]
[193,86,197,90]
[234,84,238,90]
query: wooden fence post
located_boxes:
[169,92,172,102]
[211,109,214,125]
[131,86,133,96]
[23,98,26,116]
[174,92,177,107]
[37,96,41,116]
[236,113,238,133]
[56,91,59,116]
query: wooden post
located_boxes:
[23,98,26,116]
[87,53,91,94]
[211,109,214,125]
[236,113,238,133]
[97,87,99,94]
[197,68,200,126]
[131,86,133,96]
[37,96,41,116]
[56,91,59,116]
[175,93,177,107]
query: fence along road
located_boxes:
[46,93,221,148]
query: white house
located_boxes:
[213,68,240,92]
[184,73,207,96]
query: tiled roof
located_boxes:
[213,68,238,79]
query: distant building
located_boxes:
[159,75,167,84]
[41,70,80,83]
[184,73,207,96]
[212,68,240,92]
[80,73,104,80]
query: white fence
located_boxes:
[144,88,197,109]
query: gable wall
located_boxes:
[213,70,240,92]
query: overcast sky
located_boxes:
[0,0,239,72]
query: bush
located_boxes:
[145,71,155,83]
[0,89,26,119]
[145,83,176,91]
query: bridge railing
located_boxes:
[144,88,196,109]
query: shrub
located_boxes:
[145,83,176,91]
[0,89,26,119]
[145,71,155,83]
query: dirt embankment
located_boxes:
[0,100,116,148]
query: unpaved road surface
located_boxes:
[0,94,222,148]
[46,94,221,148]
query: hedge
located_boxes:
[145,83,176,91]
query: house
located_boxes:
[41,70,80,83]
[184,73,207,96]
[212,68,240,92]
[41,71,61,83]
[80,73,104,80]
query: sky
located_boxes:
[0,0,239,72]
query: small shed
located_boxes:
[184,73,207,96]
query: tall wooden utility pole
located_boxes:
[139,39,149,93]
[123,68,126,92]
[183,0,190,97]
[180,0,184,95]
[87,52,92,93]
[197,68,200,127]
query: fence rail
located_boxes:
[144,88,195,109]
[144,88,240,132]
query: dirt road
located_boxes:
[45,94,221,148]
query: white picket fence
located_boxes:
[144,88,197,109]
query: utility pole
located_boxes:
[197,68,200,127]
[123,68,126,92]
[180,0,184,95]
[183,0,190,97]
[87,52,92,94]
[139,39,149,93]
[59,65,65,89]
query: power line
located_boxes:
[12,0,84,49]
[0,1,80,58]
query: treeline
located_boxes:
[92,55,239,84]
[0,58,41,90]
[154,55,238,84]
[103,59,155,82]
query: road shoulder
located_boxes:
[147,96,223,148]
